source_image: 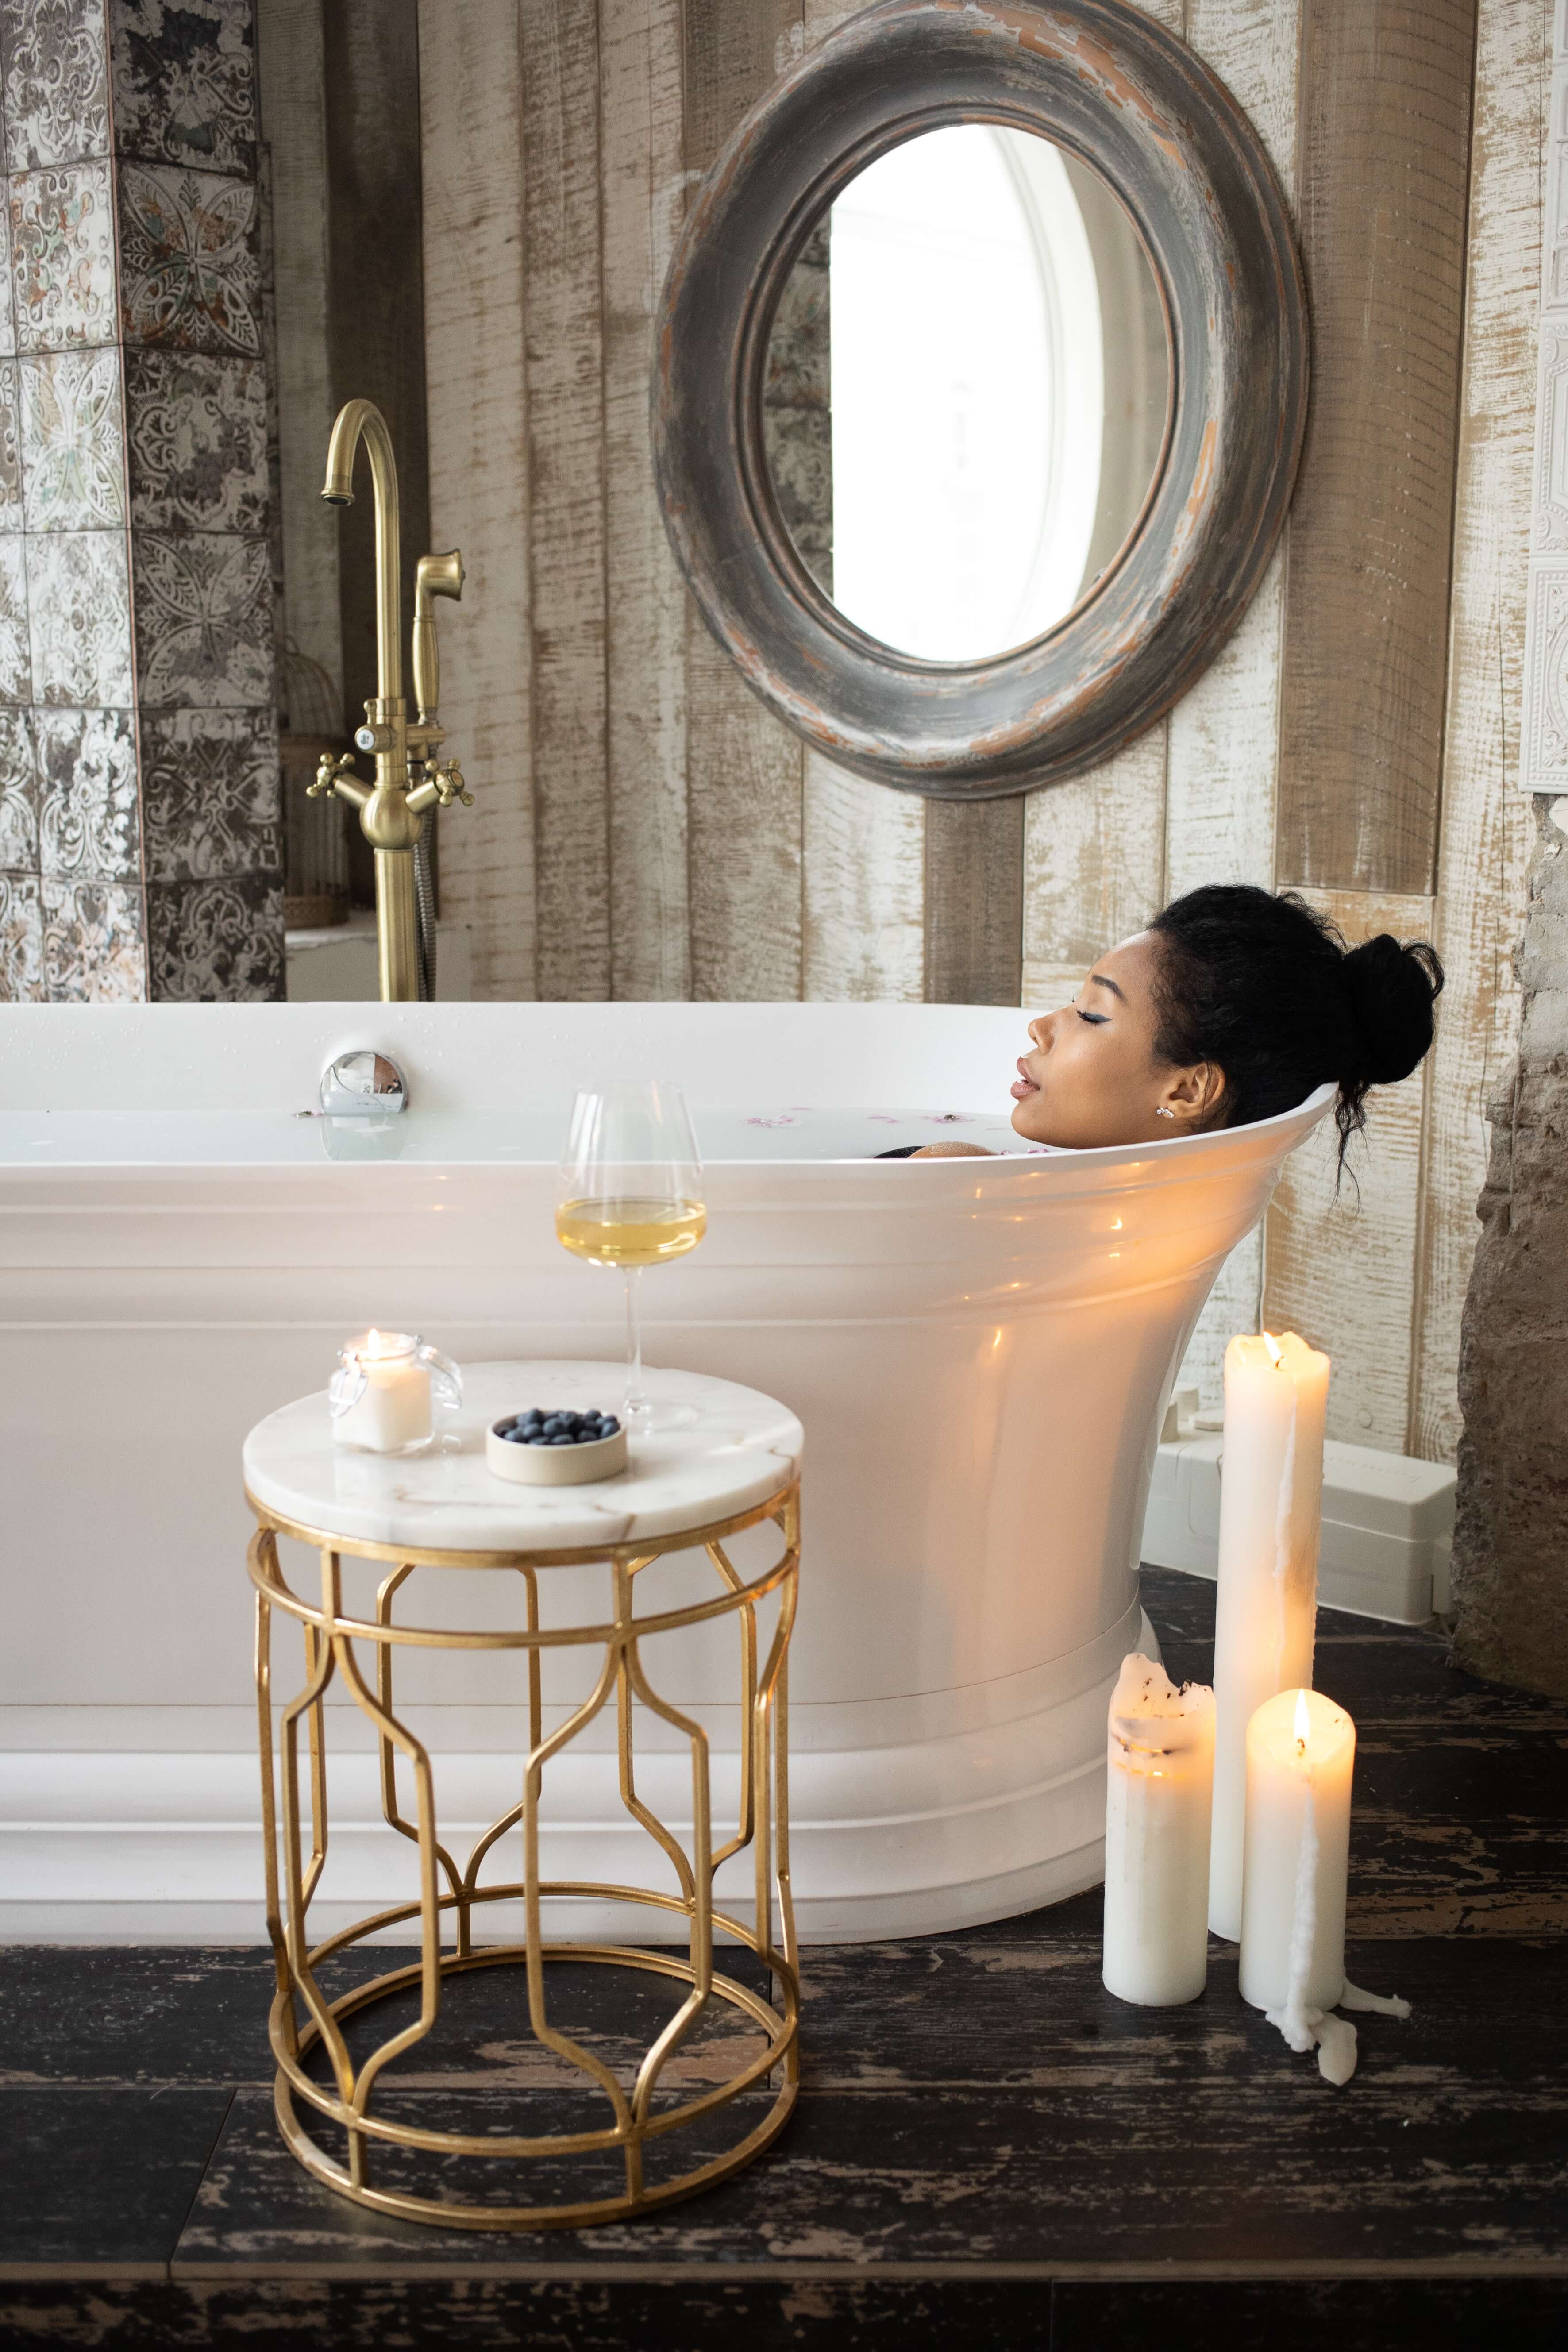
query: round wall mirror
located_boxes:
[763,123,1170,665]
[655,0,1307,799]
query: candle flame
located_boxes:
[366,1326,385,1360]
[1263,1331,1284,1370]
[1294,1688,1312,1747]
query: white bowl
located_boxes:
[485,1416,628,1485]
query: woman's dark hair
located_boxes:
[1147,885,1443,1168]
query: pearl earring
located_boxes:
[1156,1107,1175,1120]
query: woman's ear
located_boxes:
[1159,1062,1225,1130]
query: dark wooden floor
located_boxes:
[3,1568,1566,2349]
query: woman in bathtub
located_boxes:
[886,883,1443,1162]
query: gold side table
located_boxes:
[243,1359,802,2230]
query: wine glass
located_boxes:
[555,1083,706,1433]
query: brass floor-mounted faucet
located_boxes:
[308,398,474,1002]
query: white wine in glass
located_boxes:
[555,1084,705,1431]
[555,1198,706,1266]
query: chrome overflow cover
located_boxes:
[315,1050,408,1117]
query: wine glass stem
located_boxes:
[624,1264,646,1421]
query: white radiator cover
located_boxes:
[1141,1434,1456,1625]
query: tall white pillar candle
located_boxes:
[332,1329,433,1453]
[1208,1330,1329,1939]
[1102,1655,1215,2006]
[1239,1686,1356,2078]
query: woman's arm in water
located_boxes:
[879,1141,997,1159]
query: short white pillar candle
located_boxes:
[331,1328,434,1454]
[1209,1330,1330,1939]
[1102,1655,1216,2007]
[1239,1686,1353,2024]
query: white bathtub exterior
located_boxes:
[0,1005,1331,1944]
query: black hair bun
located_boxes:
[1341,934,1444,1089]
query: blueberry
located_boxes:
[551,1433,574,1446]
[582,1408,601,1423]
[503,1427,527,1443]
[525,1433,548,1445]
[601,1416,620,1436]
[521,1412,543,1429]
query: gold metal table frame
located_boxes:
[246,1479,801,2230]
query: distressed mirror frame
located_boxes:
[653,0,1308,799]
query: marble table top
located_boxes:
[243,1361,803,1557]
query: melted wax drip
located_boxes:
[1263,1768,1412,2086]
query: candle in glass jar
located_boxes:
[1102,1655,1215,2007]
[1239,1686,1358,2081]
[1208,1330,1329,1939]
[332,1328,433,1453]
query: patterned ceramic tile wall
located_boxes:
[0,0,140,998]
[113,0,281,998]
[0,0,281,1002]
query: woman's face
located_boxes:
[1009,932,1222,1149]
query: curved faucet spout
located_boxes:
[320,398,402,703]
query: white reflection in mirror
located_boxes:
[763,123,1169,664]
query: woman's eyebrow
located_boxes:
[1088,971,1127,1003]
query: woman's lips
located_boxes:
[1011,1057,1040,1101]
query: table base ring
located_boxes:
[272,1935,800,2231]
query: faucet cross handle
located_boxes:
[310,748,360,799]
[428,757,473,808]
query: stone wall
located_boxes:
[1452,795,1568,1696]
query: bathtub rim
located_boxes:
[0,1082,1337,1176]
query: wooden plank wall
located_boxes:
[1262,0,1479,1447]
[323,0,431,910]
[417,0,536,999]
[1411,0,1544,1462]
[418,0,1547,1459]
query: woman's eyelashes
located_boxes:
[1076,1008,1109,1026]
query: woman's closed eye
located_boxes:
[1077,1008,1109,1026]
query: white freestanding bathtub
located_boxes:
[0,1005,1331,1943]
